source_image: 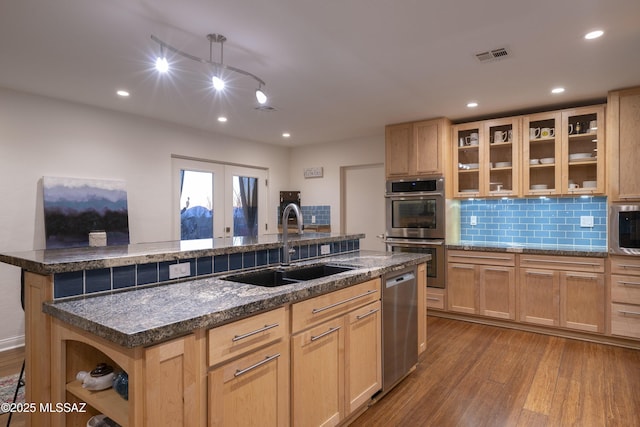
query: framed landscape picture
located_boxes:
[43,176,130,249]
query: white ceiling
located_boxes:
[1,0,639,146]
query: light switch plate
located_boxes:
[320,244,331,255]
[470,216,477,226]
[580,216,594,228]
[169,263,191,279]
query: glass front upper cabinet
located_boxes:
[485,117,520,197]
[523,111,562,196]
[453,122,484,197]
[561,105,605,195]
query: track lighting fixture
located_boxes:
[151,33,268,105]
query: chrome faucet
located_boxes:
[281,203,303,266]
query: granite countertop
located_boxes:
[0,232,363,274]
[43,251,429,348]
[447,241,608,258]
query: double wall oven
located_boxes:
[384,177,446,288]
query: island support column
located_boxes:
[24,270,53,427]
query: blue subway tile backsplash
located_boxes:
[460,196,607,247]
[53,237,361,300]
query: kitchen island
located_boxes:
[0,234,429,426]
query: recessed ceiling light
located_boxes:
[584,30,604,40]
[551,87,565,94]
[282,132,291,138]
[116,90,130,97]
[467,102,478,108]
[217,116,227,122]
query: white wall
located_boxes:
[289,135,385,233]
[0,87,290,350]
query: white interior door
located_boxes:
[342,164,385,251]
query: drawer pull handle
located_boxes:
[427,297,441,301]
[526,271,554,277]
[618,280,640,287]
[566,273,597,280]
[619,264,640,270]
[232,323,280,342]
[356,308,380,320]
[522,258,601,267]
[484,267,509,272]
[618,310,640,317]
[311,326,341,342]
[452,254,512,261]
[234,353,280,377]
[311,289,378,314]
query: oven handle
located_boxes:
[385,240,444,246]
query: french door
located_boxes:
[172,158,268,240]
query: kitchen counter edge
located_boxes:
[446,243,607,258]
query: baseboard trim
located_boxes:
[427,310,640,350]
[0,335,25,353]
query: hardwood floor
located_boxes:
[1,317,639,427]
[352,316,640,427]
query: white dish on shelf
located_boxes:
[459,163,479,170]
[583,180,597,188]
[531,184,548,190]
[460,189,478,193]
[540,157,555,164]
[569,153,593,161]
[495,161,512,168]
[530,159,539,165]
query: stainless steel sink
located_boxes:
[224,263,355,287]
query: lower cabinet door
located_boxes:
[479,266,516,320]
[447,263,478,314]
[209,340,289,427]
[519,269,559,326]
[346,301,382,415]
[145,334,199,427]
[560,272,605,333]
[292,318,345,427]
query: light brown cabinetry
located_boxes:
[447,251,516,319]
[208,307,289,427]
[417,263,427,354]
[519,255,605,333]
[522,111,563,195]
[385,118,450,178]
[523,105,605,196]
[452,118,520,197]
[291,279,382,426]
[607,86,640,200]
[51,320,201,427]
[426,287,446,310]
[609,256,640,339]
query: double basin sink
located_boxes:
[225,263,355,287]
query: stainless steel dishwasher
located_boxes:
[382,265,418,393]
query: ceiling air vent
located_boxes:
[475,47,510,63]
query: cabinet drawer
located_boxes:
[611,274,640,305]
[426,288,445,310]
[610,256,640,276]
[292,278,381,333]
[519,254,604,273]
[447,250,515,266]
[611,303,640,339]
[208,306,288,367]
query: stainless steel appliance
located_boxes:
[385,177,445,239]
[382,266,417,393]
[610,204,640,256]
[385,238,445,288]
[385,177,446,288]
